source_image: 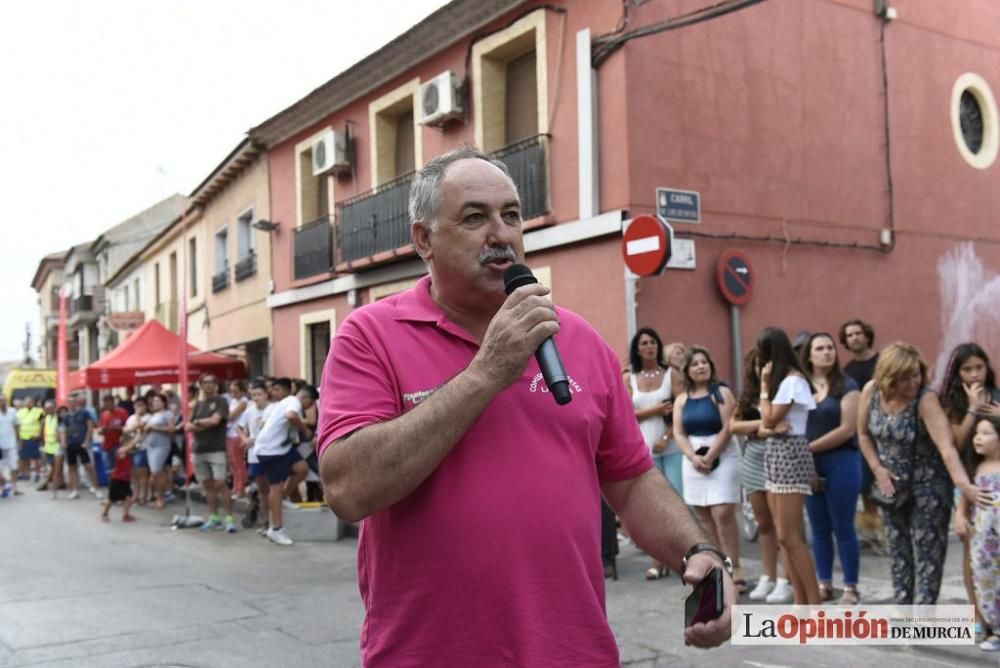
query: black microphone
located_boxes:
[503,264,572,405]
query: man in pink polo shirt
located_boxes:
[318,148,734,667]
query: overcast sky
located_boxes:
[0,0,450,362]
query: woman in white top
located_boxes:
[757,326,821,605]
[624,328,673,579]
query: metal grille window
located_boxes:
[960,90,984,155]
[336,173,413,265]
[234,250,257,281]
[294,215,334,280]
[308,321,331,386]
[493,134,548,221]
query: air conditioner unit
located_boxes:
[312,130,351,176]
[419,71,464,126]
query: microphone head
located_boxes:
[504,263,537,295]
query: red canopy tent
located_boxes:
[69,319,245,390]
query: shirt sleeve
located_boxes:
[773,376,816,409]
[594,339,654,483]
[317,311,401,458]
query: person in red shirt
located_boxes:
[101,428,139,522]
[98,395,129,475]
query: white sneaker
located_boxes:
[67,490,80,500]
[765,578,793,603]
[748,575,775,601]
[266,527,294,546]
[282,499,298,509]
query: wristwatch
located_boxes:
[682,542,734,576]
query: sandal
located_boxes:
[838,587,860,605]
[818,583,835,602]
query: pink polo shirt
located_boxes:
[318,276,652,668]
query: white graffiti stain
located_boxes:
[934,243,1000,385]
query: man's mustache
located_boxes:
[479,246,516,264]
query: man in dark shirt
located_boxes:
[185,374,234,532]
[64,394,96,500]
[838,318,883,552]
[840,319,879,389]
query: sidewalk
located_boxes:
[609,526,989,666]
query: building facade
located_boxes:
[93,194,187,355]
[30,252,68,369]
[190,140,273,378]
[247,0,1000,384]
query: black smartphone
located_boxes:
[684,567,724,628]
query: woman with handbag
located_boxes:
[673,345,745,592]
[940,343,1000,642]
[624,327,674,579]
[857,342,992,604]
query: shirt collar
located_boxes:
[392,275,482,346]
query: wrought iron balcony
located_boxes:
[493,134,549,222]
[69,294,93,315]
[212,267,229,293]
[234,251,257,282]
[336,172,413,265]
[332,135,549,268]
[294,215,334,280]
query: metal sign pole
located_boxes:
[731,304,743,397]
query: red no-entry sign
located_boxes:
[622,215,672,277]
[717,249,754,306]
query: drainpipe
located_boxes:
[579,28,636,344]
[577,28,599,219]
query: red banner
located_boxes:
[56,288,68,406]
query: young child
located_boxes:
[101,432,139,523]
[238,381,273,531]
[956,416,1000,652]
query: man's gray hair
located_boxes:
[408,147,517,229]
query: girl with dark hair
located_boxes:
[624,327,674,579]
[673,345,745,591]
[941,343,1000,642]
[757,326,821,605]
[730,349,792,602]
[802,333,862,604]
[956,415,1000,652]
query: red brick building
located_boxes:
[251,0,1000,385]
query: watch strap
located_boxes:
[682,542,734,576]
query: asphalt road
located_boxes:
[0,489,991,667]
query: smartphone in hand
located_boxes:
[684,567,724,628]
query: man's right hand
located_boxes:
[471,283,559,392]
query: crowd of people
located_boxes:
[0,374,322,548]
[620,318,1000,653]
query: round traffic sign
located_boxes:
[716,249,754,306]
[622,215,672,277]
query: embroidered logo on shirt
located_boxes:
[528,373,584,395]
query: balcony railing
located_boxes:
[69,294,93,315]
[155,300,178,332]
[293,215,333,280]
[333,135,550,267]
[234,251,257,281]
[212,267,229,293]
[493,134,549,222]
[336,172,414,266]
